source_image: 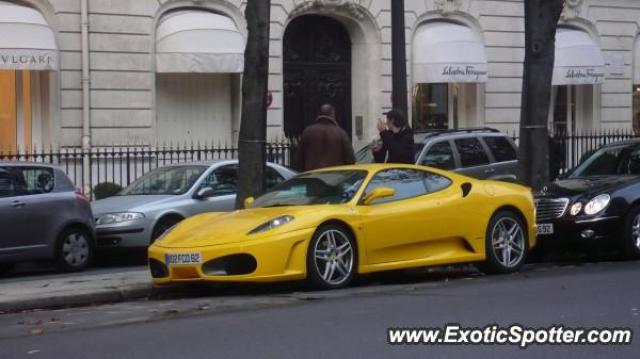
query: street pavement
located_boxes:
[0,260,638,358]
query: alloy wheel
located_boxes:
[491,217,525,268]
[313,229,354,285]
[632,214,640,251]
[62,232,90,267]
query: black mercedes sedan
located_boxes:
[535,140,640,258]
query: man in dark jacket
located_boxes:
[295,104,356,171]
[372,109,415,164]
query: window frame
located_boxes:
[419,140,458,170]
[452,136,492,168]
[480,135,517,164]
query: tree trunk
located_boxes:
[391,0,408,115]
[518,0,564,190]
[235,0,271,209]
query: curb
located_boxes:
[0,284,152,313]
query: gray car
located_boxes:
[0,162,96,273]
[356,128,518,182]
[92,160,296,248]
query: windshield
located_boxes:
[570,144,640,177]
[120,165,207,195]
[252,170,368,207]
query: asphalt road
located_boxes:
[1,260,638,359]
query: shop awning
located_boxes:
[156,11,244,73]
[412,21,488,83]
[553,27,605,85]
[0,1,58,70]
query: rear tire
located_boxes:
[55,227,94,272]
[480,210,528,274]
[0,263,15,275]
[151,216,182,244]
[306,224,357,290]
[622,206,640,259]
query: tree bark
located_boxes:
[518,0,564,190]
[235,0,271,209]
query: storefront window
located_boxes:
[633,85,640,134]
[412,83,448,130]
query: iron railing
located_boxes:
[2,130,639,198]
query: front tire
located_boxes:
[306,224,357,290]
[480,210,528,274]
[55,227,93,272]
[622,206,640,259]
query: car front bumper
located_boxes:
[536,215,623,242]
[96,220,153,248]
[148,227,314,284]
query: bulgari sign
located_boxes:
[413,63,488,83]
[0,49,58,70]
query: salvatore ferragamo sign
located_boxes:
[552,66,605,85]
[413,62,489,83]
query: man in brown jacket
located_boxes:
[295,104,356,172]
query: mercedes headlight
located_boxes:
[249,215,294,234]
[583,194,610,215]
[569,202,582,216]
[96,212,145,225]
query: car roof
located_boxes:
[158,159,287,169]
[414,128,508,143]
[0,161,60,169]
[599,139,640,148]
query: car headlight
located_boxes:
[248,215,294,235]
[569,202,582,216]
[583,194,611,215]
[96,212,145,225]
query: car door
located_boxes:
[0,169,25,252]
[356,168,460,264]
[0,166,59,253]
[453,137,493,179]
[190,164,240,214]
[480,135,518,182]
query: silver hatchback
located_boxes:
[0,162,96,273]
[92,160,296,248]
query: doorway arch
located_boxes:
[283,15,352,139]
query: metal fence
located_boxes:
[1,130,639,198]
[0,142,294,198]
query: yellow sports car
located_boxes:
[148,164,536,289]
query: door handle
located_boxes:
[11,200,26,208]
[484,168,496,174]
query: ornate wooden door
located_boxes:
[283,15,352,139]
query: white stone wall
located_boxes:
[25,0,640,148]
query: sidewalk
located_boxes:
[0,268,151,313]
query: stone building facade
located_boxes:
[1,0,640,153]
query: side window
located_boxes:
[2,167,54,195]
[454,137,490,167]
[364,169,428,204]
[0,170,17,198]
[265,167,285,191]
[420,141,455,170]
[423,172,452,193]
[200,165,238,196]
[483,136,517,162]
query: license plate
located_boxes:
[537,223,554,235]
[165,253,202,265]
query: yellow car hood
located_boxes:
[154,207,315,248]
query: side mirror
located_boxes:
[362,187,395,205]
[194,186,215,199]
[244,196,255,208]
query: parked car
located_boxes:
[92,160,296,248]
[534,139,640,258]
[355,128,518,182]
[0,162,95,273]
[148,163,536,289]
